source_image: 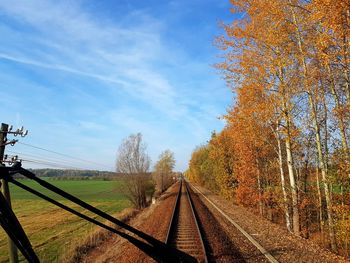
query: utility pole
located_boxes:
[1,122,24,263]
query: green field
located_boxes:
[0,179,131,263]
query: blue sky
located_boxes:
[0,0,235,171]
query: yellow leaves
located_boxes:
[187,130,237,199]
[333,204,350,245]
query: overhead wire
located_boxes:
[17,142,113,170]
[20,159,84,170]
[6,150,82,166]
[5,150,90,170]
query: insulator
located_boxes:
[21,130,28,137]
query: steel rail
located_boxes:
[184,181,208,263]
[191,183,279,263]
[165,180,182,244]
[166,179,208,262]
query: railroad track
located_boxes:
[166,180,208,263]
[190,184,279,263]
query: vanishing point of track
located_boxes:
[166,180,208,263]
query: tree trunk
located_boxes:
[326,63,349,153]
[285,134,300,236]
[306,164,311,238]
[276,125,292,232]
[341,9,350,105]
[320,79,330,172]
[310,67,337,253]
[278,62,300,236]
[289,3,337,251]
[256,159,264,217]
[316,166,324,243]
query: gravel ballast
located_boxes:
[191,182,349,263]
[81,181,349,263]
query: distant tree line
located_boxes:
[26,169,121,180]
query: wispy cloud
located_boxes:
[0,0,231,170]
[0,0,182,114]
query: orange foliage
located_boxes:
[190,0,350,257]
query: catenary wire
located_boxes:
[5,150,97,170]
[17,142,113,170]
[21,159,84,170]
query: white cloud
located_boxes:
[0,0,228,121]
[0,0,231,171]
[0,0,181,112]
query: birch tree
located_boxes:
[116,133,151,209]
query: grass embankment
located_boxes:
[0,179,131,263]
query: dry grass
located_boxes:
[64,207,139,263]
[0,179,131,263]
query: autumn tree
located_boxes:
[208,130,236,199]
[187,0,350,256]
[153,150,175,193]
[191,0,350,256]
[215,0,302,234]
[116,133,151,209]
[187,145,213,186]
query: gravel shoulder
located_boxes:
[81,182,180,263]
[190,182,349,263]
[81,180,348,263]
[188,185,265,262]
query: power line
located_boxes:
[5,150,91,169]
[21,157,83,170]
[17,142,112,170]
[21,159,84,170]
